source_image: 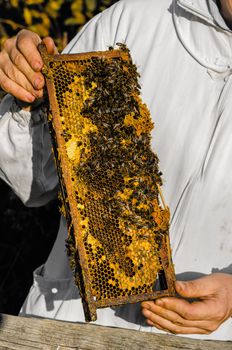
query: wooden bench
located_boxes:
[0,314,231,349]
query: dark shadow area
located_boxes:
[0,179,59,315]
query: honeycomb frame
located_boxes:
[39,43,176,322]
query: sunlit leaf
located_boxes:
[29,23,49,37]
[102,0,114,5]
[86,11,94,19]
[99,6,107,12]
[71,0,83,13]
[64,17,78,26]
[0,37,7,48]
[10,0,19,8]
[45,0,64,18]
[65,14,85,25]
[86,0,97,12]
[0,19,24,31]
[74,12,86,24]
[23,7,32,26]
[25,0,44,4]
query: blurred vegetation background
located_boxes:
[0,0,118,50]
[0,0,118,315]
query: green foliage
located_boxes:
[0,0,118,51]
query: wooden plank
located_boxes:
[0,314,231,350]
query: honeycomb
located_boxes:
[39,43,176,321]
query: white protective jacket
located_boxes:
[1,0,232,340]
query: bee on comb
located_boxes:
[39,43,176,321]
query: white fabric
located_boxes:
[1,0,232,340]
[0,95,58,206]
